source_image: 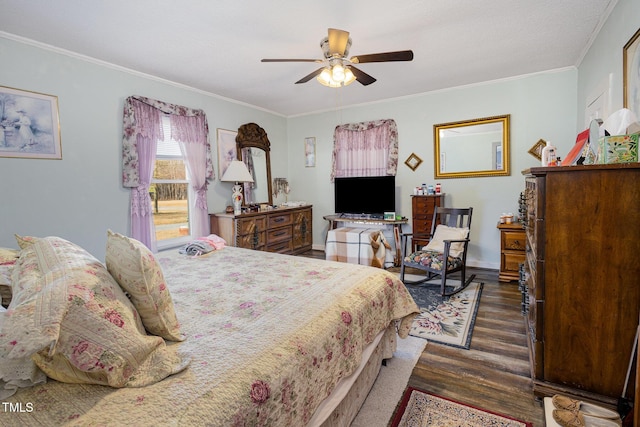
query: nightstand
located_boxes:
[497,222,525,282]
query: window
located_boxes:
[151,117,191,247]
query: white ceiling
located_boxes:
[0,0,615,117]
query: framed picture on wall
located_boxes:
[0,85,61,159]
[304,137,316,167]
[217,128,237,179]
[623,27,640,118]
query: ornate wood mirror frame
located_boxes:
[236,122,273,206]
[434,114,510,179]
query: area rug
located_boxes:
[390,387,533,427]
[403,276,483,349]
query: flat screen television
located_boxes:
[334,176,396,217]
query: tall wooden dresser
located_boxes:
[521,164,639,406]
[410,194,444,251]
[210,205,312,254]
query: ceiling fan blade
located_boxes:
[327,28,350,56]
[295,68,324,84]
[351,50,414,64]
[349,66,377,86]
[261,58,320,63]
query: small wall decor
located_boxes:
[0,86,61,159]
[217,128,238,179]
[528,139,547,161]
[623,27,640,118]
[304,137,316,167]
[404,152,422,171]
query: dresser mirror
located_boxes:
[434,114,510,179]
[236,122,273,206]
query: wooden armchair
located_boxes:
[400,207,475,296]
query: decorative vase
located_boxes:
[232,184,243,215]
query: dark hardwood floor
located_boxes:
[298,250,546,426]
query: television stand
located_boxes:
[323,214,408,267]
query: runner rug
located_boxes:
[390,387,533,427]
[403,277,483,349]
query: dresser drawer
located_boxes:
[502,251,525,273]
[237,231,265,250]
[413,197,437,210]
[502,230,525,250]
[268,213,293,228]
[266,225,292,244]
[266,239,293,254]
[237,216,266,234]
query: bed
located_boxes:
[0,233,419,426]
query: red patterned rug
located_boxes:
[390,387,533,427]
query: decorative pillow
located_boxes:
[0,248,19,265]
[105,230,184,341]
[423,225,469,258]
[0,305,47,399]
[1,236,189,388]
[14,234,37,250]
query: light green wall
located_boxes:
[577,0,639,129]
[0,37,286,260]
[287,70,578,268]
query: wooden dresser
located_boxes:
[497,222,526,282]
[521,164,639,406]
[210,205,312,254]
[410,194,444,251]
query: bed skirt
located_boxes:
[312,323,398,426]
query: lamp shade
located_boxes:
[221,160,254,183]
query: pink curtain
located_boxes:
[129,100,163,251]
[171,114,210,239]
[122,96,213,251]
[331,119,399,180]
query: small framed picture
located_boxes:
[623,27,640,118]
[384,211,396,220]
[404,152,422,171]
[217,128,237,179]
[0,85,61,159]
[528,139,547,161]
[305,137,316,167]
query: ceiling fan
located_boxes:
[261,28,414,87]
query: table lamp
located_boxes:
[221,160,254,215]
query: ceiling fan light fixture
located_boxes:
[343,67,356,85]
[331,63,345,81]
[316,65,356,88]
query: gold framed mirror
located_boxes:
[236,123,273,206]
[434,114,510,179]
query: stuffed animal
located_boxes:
[370,231,391,268]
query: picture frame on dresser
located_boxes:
[0,85,62,160]
[623,27,640,117]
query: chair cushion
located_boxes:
[404,250,464,271]
[423,225,468,258]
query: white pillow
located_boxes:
[423,225,469,258]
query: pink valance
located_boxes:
[122,96,213,188]
[331,119,399,180]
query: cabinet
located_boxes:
[521,164,639,406]
[410,194,444,251]
[497,222,526,282]
[210,205,312,255]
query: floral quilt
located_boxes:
[0,246,418,426]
